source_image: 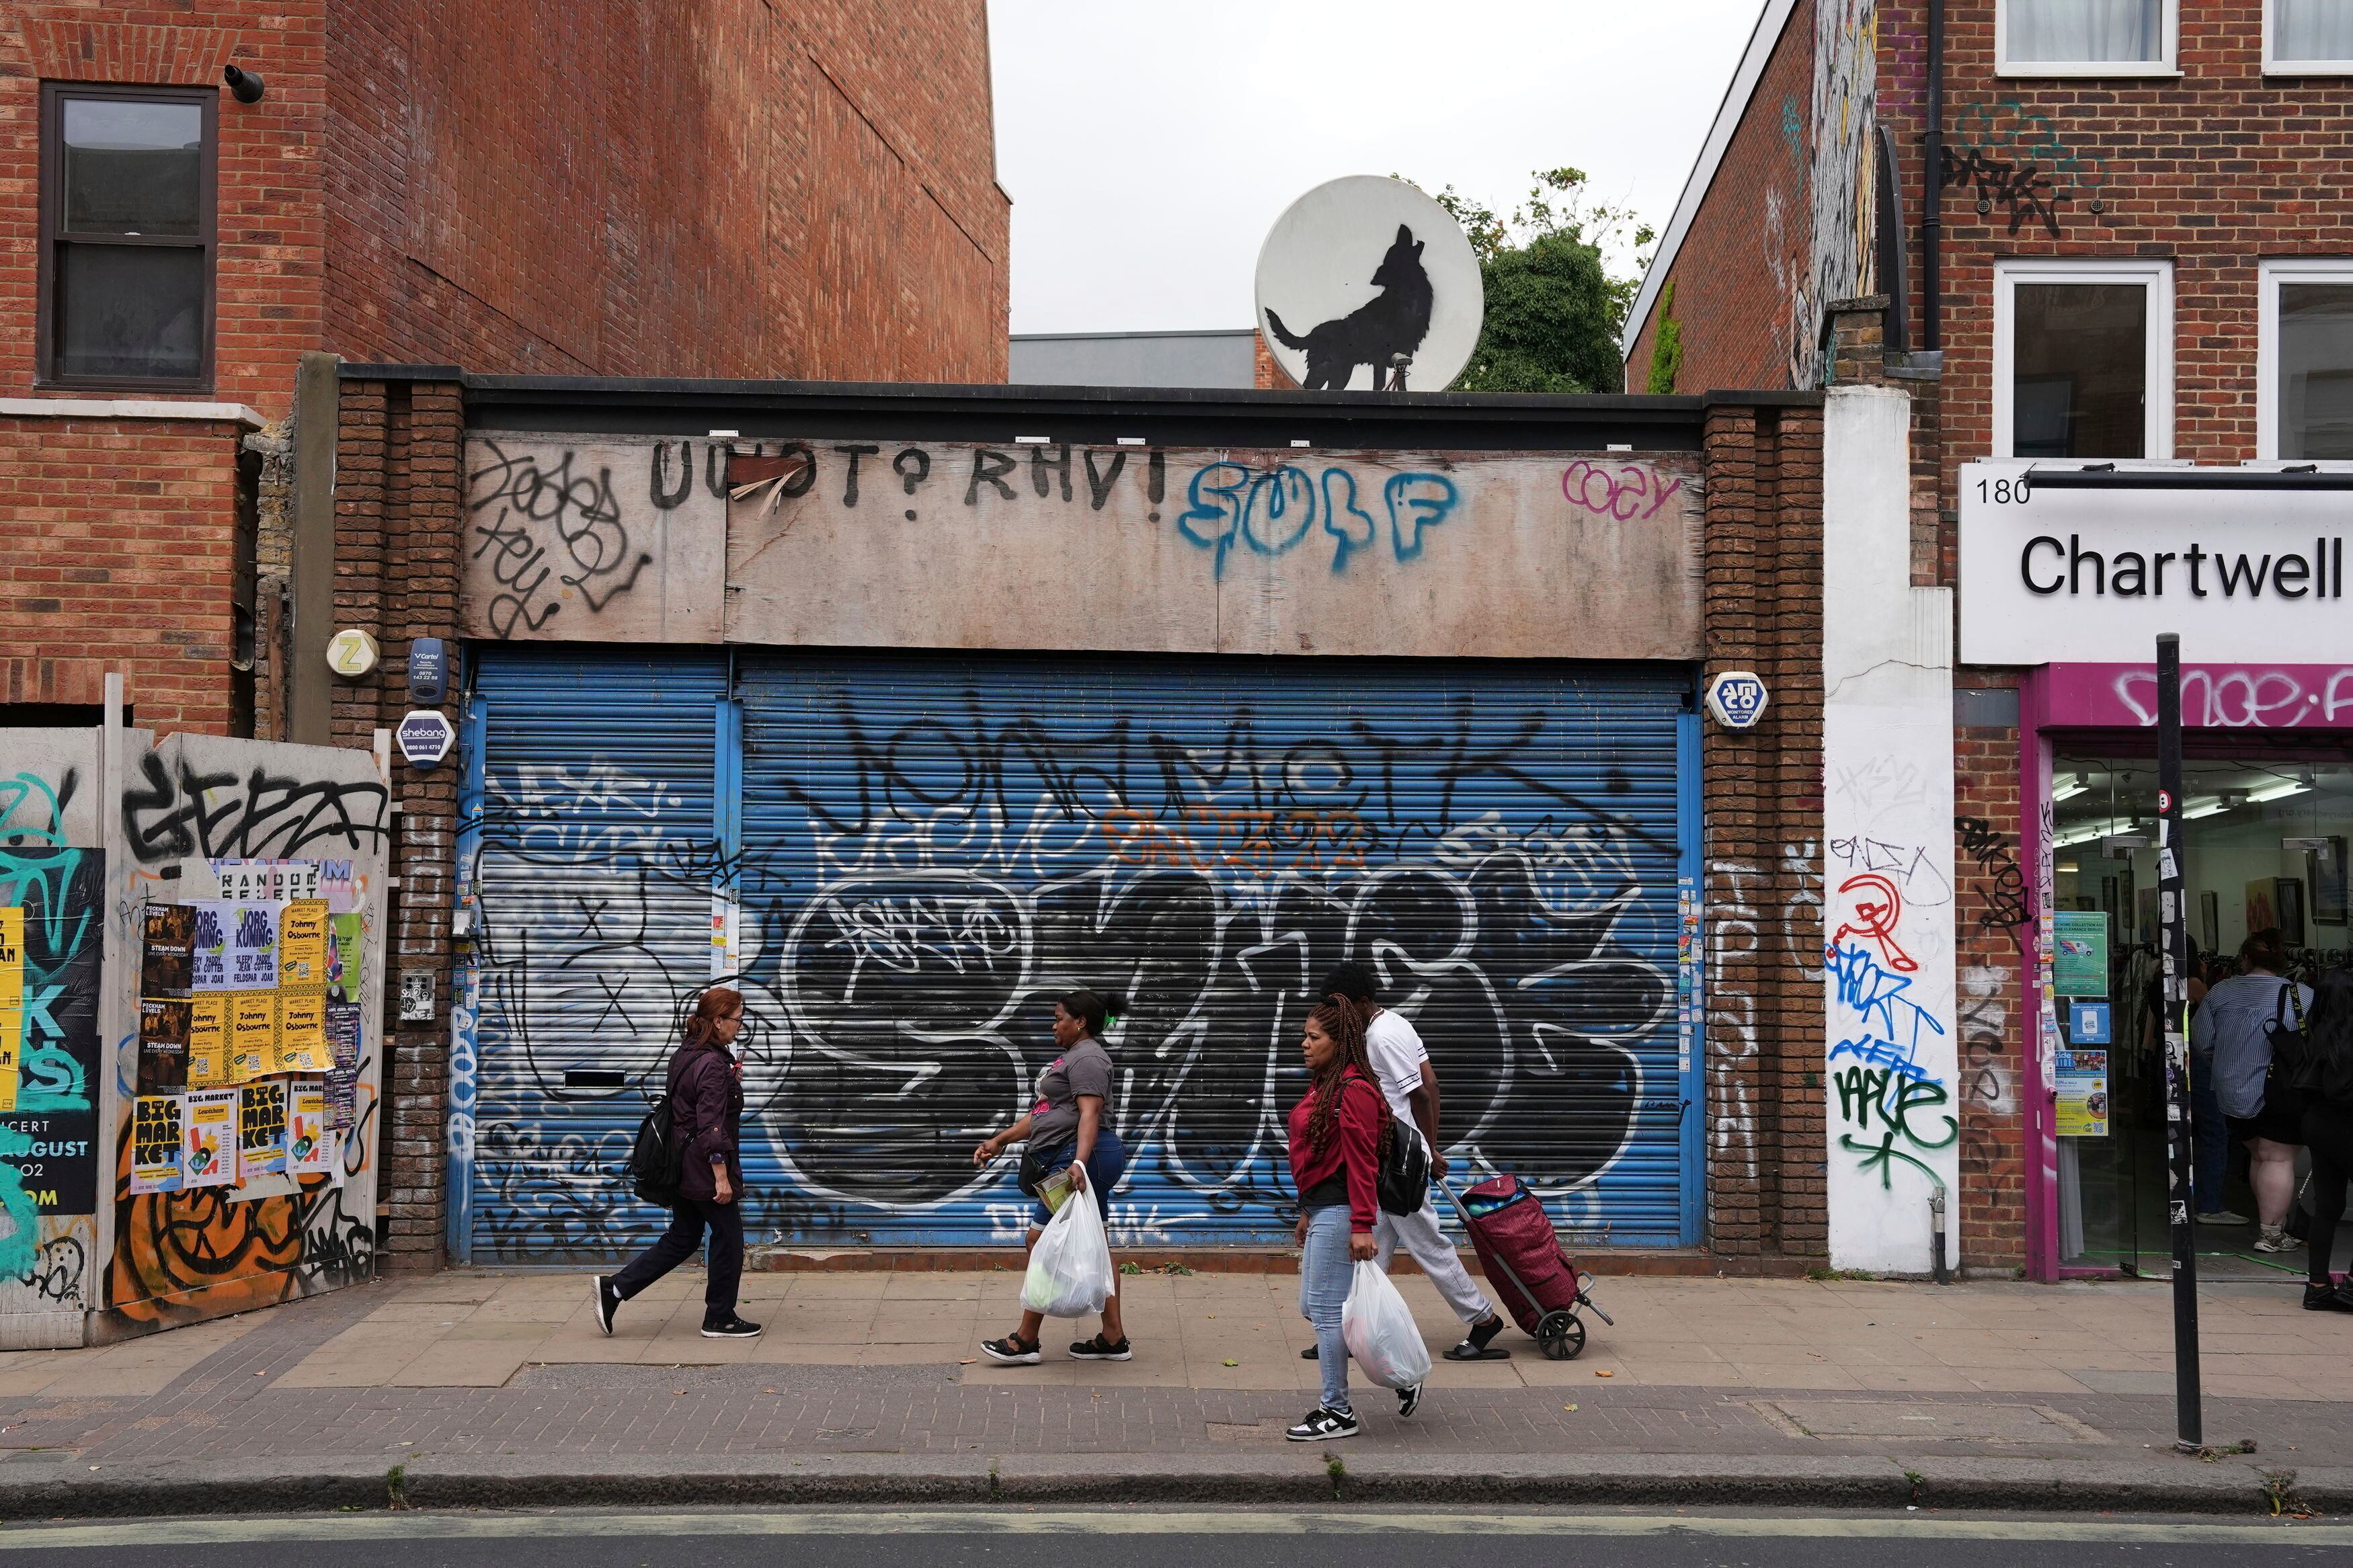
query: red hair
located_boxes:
[683,987,744,1050]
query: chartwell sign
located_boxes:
[1959,462,2352,665]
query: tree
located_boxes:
[1403,168,1653,395]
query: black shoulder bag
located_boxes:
[2262,980,2313,1124]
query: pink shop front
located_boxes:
[1962,465,2353,1281]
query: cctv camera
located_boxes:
[223,65,266,104]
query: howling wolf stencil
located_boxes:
[1264,223,1435,390]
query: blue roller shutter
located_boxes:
[734,653,1696,1249]
[461,649,729,1262]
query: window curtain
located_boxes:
[2275,0,2353,62]
[2007,0,2163,61]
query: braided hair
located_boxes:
[1304,999,1388,1157]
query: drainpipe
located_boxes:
[1923,0,1944,352]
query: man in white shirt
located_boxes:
[1319,963,1509,1360]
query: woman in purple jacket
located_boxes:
[593,987,762,1338]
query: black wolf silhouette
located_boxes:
[1264,223,1435,391]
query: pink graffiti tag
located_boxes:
[1560,460,1685,522]
[1829,872,1916,973]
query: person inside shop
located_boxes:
[2192,929,2313,1253]
[2298,966,2353,1313]
[2149,950,2239,1226]
[1283,998,1422,1442]
[972,989,1131,1364]
[594,987,763,1339]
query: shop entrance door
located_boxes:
[2048,749,2352,1276]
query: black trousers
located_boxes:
[2305,1104,2353,1286]
[608,1196,743,1320]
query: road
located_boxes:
[4,1510,2347,1567]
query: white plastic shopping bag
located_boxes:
[1341,1260,1431,1390]
[1021,1184,1115,1317]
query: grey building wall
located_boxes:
[1010,330,1256,389]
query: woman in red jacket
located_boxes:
[1284,998,1419,1440]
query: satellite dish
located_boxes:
[1254,175,1484,393]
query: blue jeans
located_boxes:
[2192,1053,2228,1213]
[1298,1204,1352,1413]
[1027,1131,1127,1229]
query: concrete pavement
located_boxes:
[3,1266,2351,1517]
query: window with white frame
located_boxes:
[2267,0,2353,71]
[1999,0,2178,75]
[1993,261,2173,460]
[2260,262,2353,459]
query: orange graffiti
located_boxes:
[1829,872,1916,973]
[1098,807,1371,873]
[108,1132,304,1331]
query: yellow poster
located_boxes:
[130,1094,186,1194]
[0,907,21,1114]
[287,1079,334,1175]
[229,992,278,1083]
[188,994,230,1088]
[279,900,330,987]
[273,988,331,1075]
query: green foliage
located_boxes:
[1398,167,1654,395]
[1646,279,1684,396]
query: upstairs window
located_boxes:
[38,84,216,389]
[2268,0,2353,71]
[2259,262,2353,459]
[1993,261,2174,460]
[1999,0,2178,75]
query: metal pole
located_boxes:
[2156,632,2202,1451]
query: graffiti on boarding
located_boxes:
[458,436,1706,662]
[460,686,1689,1256]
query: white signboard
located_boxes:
[397,709,456,769]
[1960,462,2352,664]
[1255,176,1483,393]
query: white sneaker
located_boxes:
[2253,1225,2295,1253]
[2197,1209,2251,1225]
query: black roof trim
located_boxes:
[1700,388,1827,408]
[340,362,464,382]
[2028,466,2353,491]
[438,372,1713,451]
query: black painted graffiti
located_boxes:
[1956,814,2028,953]
[15,1234,86,1305]
[1942,101,2108,238]
[1939,146,2061,238]
[121,752,388,866]
[465,688,1685,1254]
[467,442,654,638]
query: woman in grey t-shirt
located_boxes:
[971,988,1130,1364]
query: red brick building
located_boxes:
[1629,0,2353,1279]
[0,1,1008,738]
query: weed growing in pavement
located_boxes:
[1326,1454,1346,1499]
[1805,1266,1876,1281]
[385,1463,409,1511]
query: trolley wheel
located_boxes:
[1536,1309,1585,1360]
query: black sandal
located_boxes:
[1443,1313,1513,1361]
[980,1331,1041,1364]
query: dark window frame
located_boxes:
[36,80,218,393]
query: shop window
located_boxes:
[1993,261,2173,460]
[2259,262,2353,459]
[2048,753,2351,1273]
[38,83,216,389]
[2268,0,2353,71]
[1999,0,2177,75]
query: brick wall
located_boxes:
[0,414,245,733]
[1953,694,2027,1268]
[1918,1,2353,500]
[1626,0,1817,395]
[333,371,463,1270]
[1700,395,1829,1269]
[325,0,1009,383]
[0,7,329,416]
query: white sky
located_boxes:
[988,0,1765,335]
